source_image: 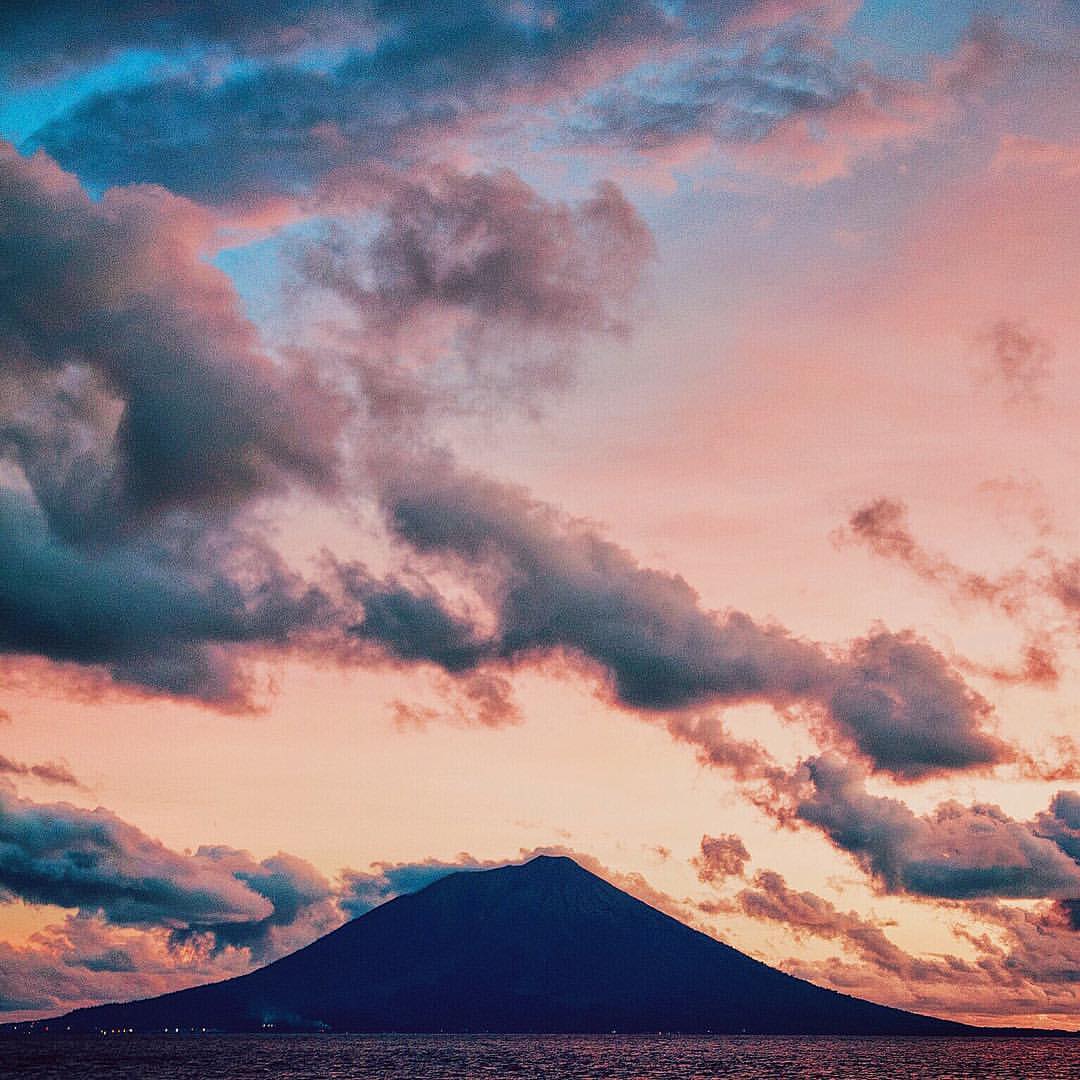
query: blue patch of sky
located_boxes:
[214,226,314,346]
[1,47,274,200]
[842,0,1073,94]
[840,0,1019,78]
[0,40,352,169]
[852,0,979,52]
[0,50,175,146]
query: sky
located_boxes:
[1,0,1080,1030]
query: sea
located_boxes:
[1,1034,1078,1079]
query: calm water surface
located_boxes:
[1,1034,1077,1079]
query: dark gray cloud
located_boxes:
[302,169,654,409]
[336,459,1011,778]
[827,630,1004,778]
[1034,791,1080,862]
[68,946,137,973]
[169,847,338,960]
[0,143,349,707]
[0,782,344,966]
[573,26,856,151]
[337,565,490,672]
[318,171,652,337]
[356,463,828,711]
[0,143,340,536]
[0,783,274,928]
[381,464,827,706]
[0,489,338,709]
[795,755,1080,900]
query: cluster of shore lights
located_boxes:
[96,1027,214,1034]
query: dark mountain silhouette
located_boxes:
[37,856,969,1034]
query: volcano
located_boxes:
[41,856,966,1034]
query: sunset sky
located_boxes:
[2,0,1080,1029]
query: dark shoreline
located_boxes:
[4,1026,1080,1038]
